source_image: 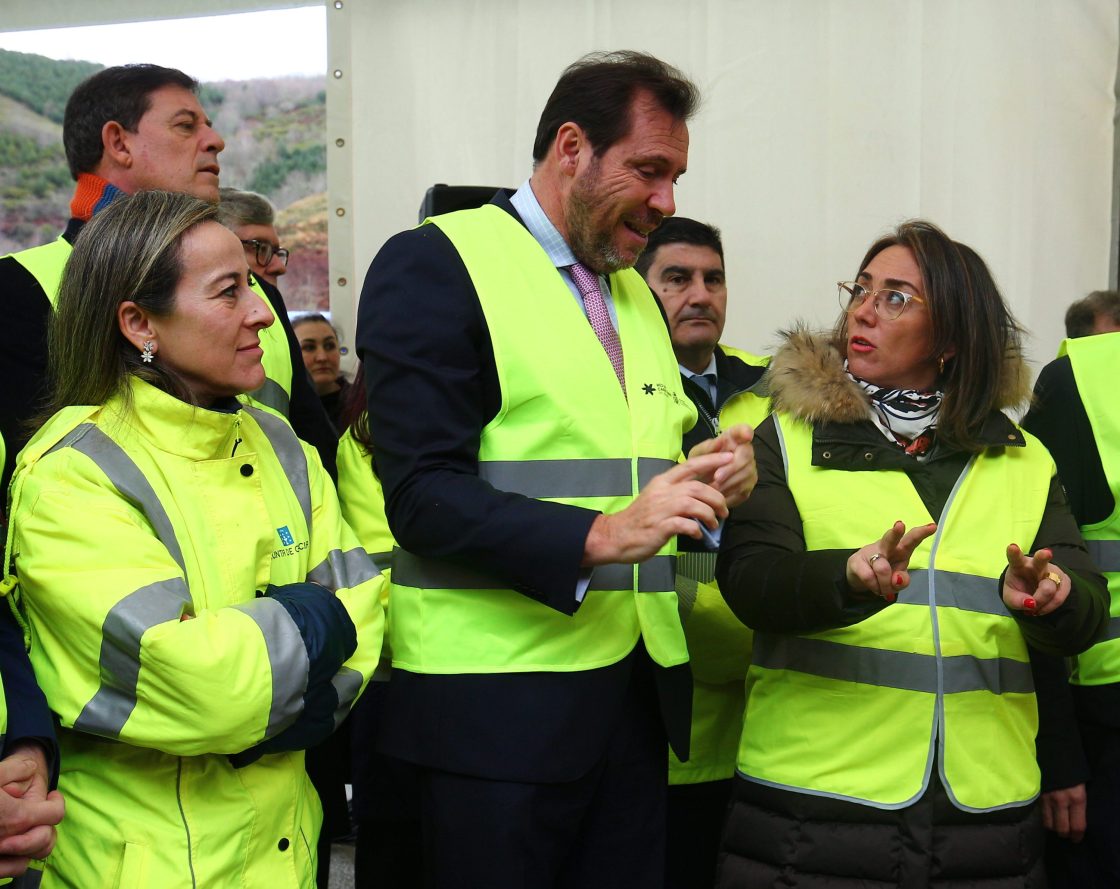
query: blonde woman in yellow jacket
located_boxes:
[5,191,384,889]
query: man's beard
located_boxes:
[566,161,661,275]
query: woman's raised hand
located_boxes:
[845,520,938,602]
[1003,544,1069,616]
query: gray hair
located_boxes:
[216,187,275,228]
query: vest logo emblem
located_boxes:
[277,526,295,546]
[641,381,688,407]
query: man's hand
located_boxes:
[1042,784,1087,842]
[688,424,756,508]
[582,452,732,566]
[0,744,64,875]
[1004,545,1070,616]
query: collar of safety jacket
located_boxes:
[102,377,246,462]
[767,325,1026,466]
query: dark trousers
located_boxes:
[666,779,733,889]
[352,681,424,889]
[418,651,667,889]
[1046,719,1120,889]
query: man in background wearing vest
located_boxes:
[0,64,336,501]
[636,217,769,889]
[1024,323,1120,888]
[357,52,755,889]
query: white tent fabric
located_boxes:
[329,0,1118,378]
[4,0,1118,374]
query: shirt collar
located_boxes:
[509,179,578,269]
[680,353,718,381]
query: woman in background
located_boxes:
[294,313,350,429]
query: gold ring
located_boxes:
[868,553,884,567]
[1045,571,1062,586]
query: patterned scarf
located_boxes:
[69,173,126,222]
[845,362,943,458]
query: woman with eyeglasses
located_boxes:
[713,220,1107,888]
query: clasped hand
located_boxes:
[0,743,64,877]
[583,430,754,567]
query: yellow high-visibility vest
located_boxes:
[738,412,1051,811]
[388,205,695,674]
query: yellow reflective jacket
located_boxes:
[7,378,384,889]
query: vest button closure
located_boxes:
[240,464,254,477]
[821,451,831,460]
[278,837,290,851]
[864,452,873,461]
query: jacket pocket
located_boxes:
[113,842,150,889]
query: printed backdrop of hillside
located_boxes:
[0,48,328,310]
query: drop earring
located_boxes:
[938,355,945,374]
[141,340,155,364]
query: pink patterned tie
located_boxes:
[568,262,626,394]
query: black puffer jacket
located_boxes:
[714,330,1107,889]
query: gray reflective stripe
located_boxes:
[676,575,699,621]
[637,457,678,489]
[55,424,186,574]
[73,577,191,738]
[737,771,926,813]
[10,865,44,888]
[1087,539,1120,572]
[752,634,1033,694]
[1103,616,1120,643]
[330,665,364,729]
[368,551,393,571]
[392,549,675,593]
[244,406,311,529]
[945,652,1035,694]
[245,378,290,417]
[52,424,195,739]
[773,414,791,480]
[902,570,1009,617]
[677,551,717,585]
[476,457,677,498]
[479,458,632,498]
[232,598,309,738]
[308,547,379,592]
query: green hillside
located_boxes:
[0,49,328,309]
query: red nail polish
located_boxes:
[1024,597,1037,611]
[886,592,896,603]
[893,573,903,587]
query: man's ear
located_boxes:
[101,121,133,170]
[118,301,157,354]
[554,122,587,179]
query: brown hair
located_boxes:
[531,51,699,164]
[833,219,1029,452]
[47,190,216,416]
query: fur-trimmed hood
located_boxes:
[766,323,1033,442]
[766,325,873,426]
